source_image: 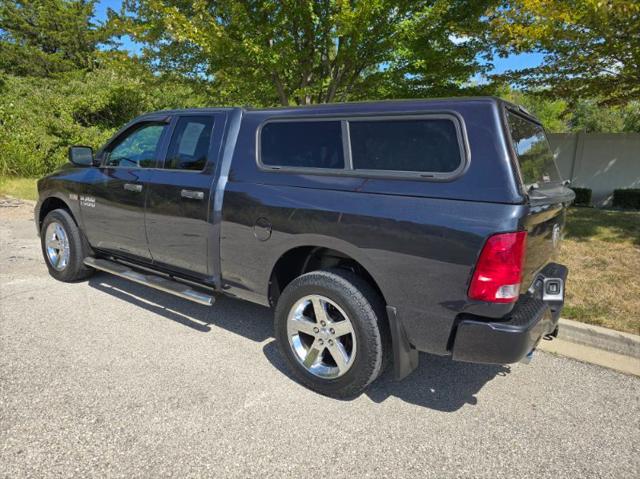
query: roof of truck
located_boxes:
[143,96,522,117]
[248,96,509,111]
[140,96,543,125]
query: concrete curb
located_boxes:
[537,319,639,376]
[556,318,640,359]
[538,338,639,376]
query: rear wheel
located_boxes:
[274,269,389,398]
[40,209,93,282]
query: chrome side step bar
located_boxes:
[84,257,215,306]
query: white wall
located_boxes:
[548,133,640,206]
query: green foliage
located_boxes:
[120,0,497,106]
[612,189,640,210]
[570,100,623,133]
[500,87,640,133]
[0,0,113,76]
[571,188,592,207]
[0,66,208,177]
[487,0,640,106]
[0,177,38,201]
[500,88,568,132]
[570,100,640,133]
[622,106,640,133]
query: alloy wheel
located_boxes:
[286,294,357,379]
[45,221,70,271]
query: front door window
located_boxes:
[104,123,166,168]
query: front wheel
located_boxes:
[274,269,389,398]
[40,209,93,282]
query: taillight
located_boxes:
[468,231,527,303]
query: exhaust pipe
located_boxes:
[520,350,534,365]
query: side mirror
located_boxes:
[68,146,96,167]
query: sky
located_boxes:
[94,0,545,76]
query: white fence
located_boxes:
[548,133,640,206]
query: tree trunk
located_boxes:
[272,72,289,106]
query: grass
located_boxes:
[0,176,38,201]
[559,208,640,335]
[1,176,638,334]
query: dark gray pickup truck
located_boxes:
[35,97,574,397]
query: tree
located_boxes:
[120,0,497,106]
[0,63,209,177]
[570,99,640,133]
[0,0,113,76]
[487,0,640,105]
[499,87,569,132]
[499,87,640,134]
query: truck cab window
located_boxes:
[165,116,215,171]
[260,121,344,169]
[104,123,166,168]
[348,119,462,173]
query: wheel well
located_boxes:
[38,197,74,230]
[268,246,385,307]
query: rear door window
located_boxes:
[348,119,462,173]
[506,110,561,186]
[260,121,344,169]
[165,116,215,171]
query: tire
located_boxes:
[40,209,94,282]
[274,268,390,398]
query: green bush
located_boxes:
[0,68,209,177]
[612,189,640,210]
[571,187,592,207]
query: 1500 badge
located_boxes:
[80,195,95,208]
[70,192,95,207]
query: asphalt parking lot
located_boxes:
[1,199,639,478]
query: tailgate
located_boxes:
[504,107,575,288]
[520,191,572,289]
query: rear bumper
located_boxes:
[451,263,567,364]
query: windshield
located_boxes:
[506,110,562,187]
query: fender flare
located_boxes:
[36,192,78,229]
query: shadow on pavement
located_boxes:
[89,272,509,411]
[88,273,272,342]
[365,355,510,411]
[261,340,510,412]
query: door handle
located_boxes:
[124,183,143,192]
[181,189,204,200]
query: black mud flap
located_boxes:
[386,306,419,380]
